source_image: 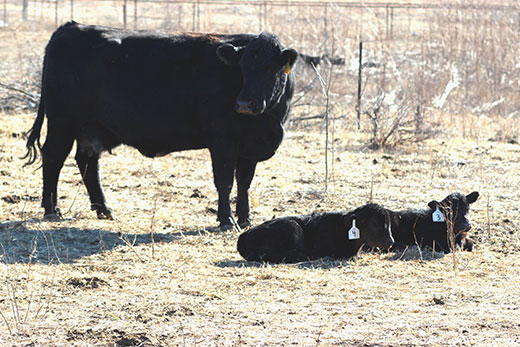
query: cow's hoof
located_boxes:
[219,223,234,232]
[43,209,62,221]
[96,209,113,220]
[92,204,113,220]
[238,217,251,229]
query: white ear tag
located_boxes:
[432,208,445,222]
[348,219,360,240]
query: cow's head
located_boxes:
[348,203,395,250]
[426,191,479,251]
[217,33,298,115]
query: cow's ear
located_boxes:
[466,191,479,204]
[428,200,439,210]
[280,48,298,68]
[216,43,244,66]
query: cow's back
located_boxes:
[42,22,254,154]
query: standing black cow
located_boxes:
[237,204,395,263]
[389,192,479,252]
[23,21,298,230]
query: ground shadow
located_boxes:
[385,245,446,261]
[0,220,178,264]
[213,257,359,270]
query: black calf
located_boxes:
[389,192,479,252]
[237,203,394,263]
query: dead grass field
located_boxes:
[1,108,520,346]
[1,6,520,346]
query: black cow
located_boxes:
[237,203,395,263]
[388,192,479,252]
[23,21,298,230]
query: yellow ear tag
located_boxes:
[283,62,291,74]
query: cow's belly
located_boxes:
[119,120,207,156]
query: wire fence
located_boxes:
[3,1,517,39]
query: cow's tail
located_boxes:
[22,83,45,167]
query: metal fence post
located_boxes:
[134,0,137,29]
[123,0,128,28]
[356,41,363,130]
[197,0,200,31]
[258,3,262,31]
[22,0,28,20]
[3,0,6,25]
[192,2,195,31]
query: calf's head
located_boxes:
[426,191,479,251]
[348,203,394,250]
[217,33,298,115]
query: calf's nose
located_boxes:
[459,220,471,232]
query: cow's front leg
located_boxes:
[210,147,237,231]
[235,157,257,228]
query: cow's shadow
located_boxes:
[213,258,358,270]
[0,220,178,264]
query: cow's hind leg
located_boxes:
[75,148,112,219]
[41,123,74,219]
[235,157,257,228]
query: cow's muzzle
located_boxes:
[236,98,265,115]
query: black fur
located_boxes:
[24,22,298,229]
[237,203,394,263]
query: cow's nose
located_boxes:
[235,99,257,115]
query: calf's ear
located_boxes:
[280,48,298,68]
[466,191,479,204]
[428,200,439,210]
[344,214,356,227]
[217,43,244,66]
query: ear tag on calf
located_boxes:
[348,219,360,240]
[283,62,291,74]
[432,208,445,222]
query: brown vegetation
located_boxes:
[1,1,520,345]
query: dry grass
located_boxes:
[1,3,520,345]
[1,109,520,346]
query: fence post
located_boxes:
[386,5,389,38]
[356,41,363,130]
[2,0,6,25]
[55,0,59,27]
[263,1,267,30]
[22,0,28,20]
[197,0,200,31]
[390,7,394,38]
[192,2,196,31]
[123,0,127,28]
[134,0,137,29]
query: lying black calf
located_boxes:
[389,192,479,252]
[237,203,394,263]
